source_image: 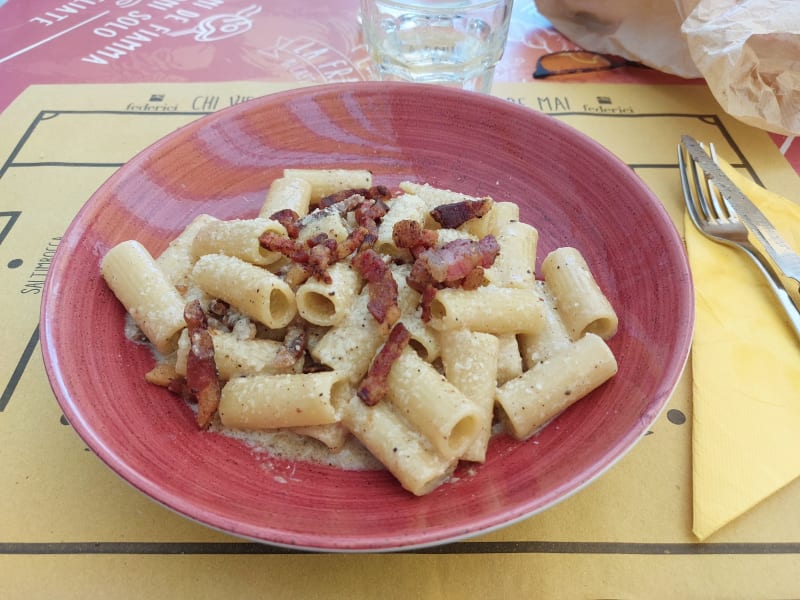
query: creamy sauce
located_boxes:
[210,422,384,471]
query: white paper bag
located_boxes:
[534,0,800,135]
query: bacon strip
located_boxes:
[269,208,302,239]
[352,249,400,328]
[407,235,500,294]
[419,284,438,323]
[425,236,500,281]
[336,226,371,260]
[183,300,221,429]
[430,198,493,229]
[262,203,381,287]
[319,185,392,209]
[353,198,388,248]
[259,230,310,264]
[357,322,411,406]
[307,236,338,284]
[392,220,438,257]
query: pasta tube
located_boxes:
[101,240,186,354]
[156,214,218,287]
[259,176,312,218]
[541,247,618,340]
[518,281,572,369]
[399,311,440,362]
[375,193,428,259]
[289,422,350,452]
[496,333,618,440]
[387,347,482,460]
[439,329,500,463]
[428,285,545,334]
[495,333,523,385]
[484,221,538,289]
[487,201,520,228]
[283,168,372,203]
[175,330,292,380]
[341,396,457,496]
[311,268,415,382]
[191,218,287,266]
[297,211,349,245]
[190,254,296,329]
[218,371,346,429]
[296,262,362,326]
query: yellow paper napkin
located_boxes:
[686,156,800,540]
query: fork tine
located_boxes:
[705,143,731,220]
[678,144,706,232]
[678,142,705,229]
[707,143,735,221]
[685,142,716,222]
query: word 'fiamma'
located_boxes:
[79,0,232,65]
[82,22,172,64]
[20,238,61,295]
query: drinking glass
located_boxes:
[360,0,514,93]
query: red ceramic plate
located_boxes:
[40,82,693,552]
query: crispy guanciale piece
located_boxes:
[183,300,221,429]
[269,208,302,239]
[353,198,389,247]
[459,266,486,290]
[420,284,438,323]
[319,185,392,209]
[307,235,338,284]
[262,207,378,286]
[392,220,439,257]
[407,236,500,293]
[336,225,372,259]
[259,230,310,264]
[430,198,493,229]
[357,322,411,406]
[352,248,400,328]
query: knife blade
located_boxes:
[681,134,800,283]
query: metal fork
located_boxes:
[678,140,800,340]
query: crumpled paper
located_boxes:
[533,0,701,77]
[534,0,800,136]
[682,1,800,136]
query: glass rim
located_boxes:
[361,0,512,10]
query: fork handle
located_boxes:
[741,244,800,341]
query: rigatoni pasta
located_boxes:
[259,176,312,217]
[190,218,287,266]
[218,371,346,429]
[428,286,545,334]
[540,247,619,340]
[101,168,620,497]
[283,168,372,202]
[496,333,618,440]
[386,347,482,461]
[439,329,500,463]
[101,240,186,355]
[295,262,361,326]
[191,253,296,329]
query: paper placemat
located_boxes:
[1,81,799,599]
